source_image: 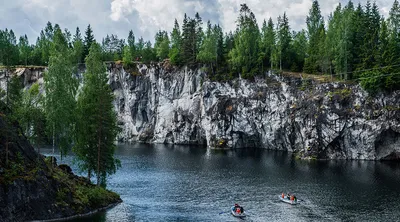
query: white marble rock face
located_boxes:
[2,64,400,160]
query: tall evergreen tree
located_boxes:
[197,21,217,72]
[83,24,95,60]
[304,0,324,73]
[127,30,136,59]
[276,13,292,71]
[169,19,182,65]
[18,35,30,65]
[290,30,307,72]
[154,30,170,61]
[229,4,260,77]
[74,43,120,187]
[72,27,84,64]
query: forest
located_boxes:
[1,0,400,94]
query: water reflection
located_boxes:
[41,144,400,222]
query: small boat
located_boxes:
[279,195,298,205]
[231,206,247,218]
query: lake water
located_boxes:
[42,144,400,222]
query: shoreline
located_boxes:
[29,201,122,222]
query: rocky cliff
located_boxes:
[2,64,400,160]
[109,63,400,160]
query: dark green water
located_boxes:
[42,143,400,221]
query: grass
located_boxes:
[281,71,355,84]
[45,159,120,213]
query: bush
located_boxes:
[85,186,120,208]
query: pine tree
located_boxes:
[169,19,182,65]
[351,3,365,75]
[154,30,170,61]
[229,4,260,77]
[304,0,324,73]
[276,13,291,71]
[18,35,30,65]
[291,30,307,72]
[127,30,136,59]
[74,43,120,187]
[72,27,84,64]
[83,24,95,60]
[389,0,400,33]
[197,21,219,73]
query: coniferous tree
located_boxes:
[197,21,217,70]
[127,30,136,59]
[83,24,95,60]
[18,35,30,65]
[72,27,84,64]
[290,30,307,72]
[74,43,120,187]
[259,18,276,71]
[304,0,324,73]
[351,3,365,75]
[169,19,182,65]
[154,30,170,61]
[276,13,291,71]
[229,4,260,77]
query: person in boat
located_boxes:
[233,203,244,214]
[287,193,291,200]
[236,207,241,214]
[282,193,285,198]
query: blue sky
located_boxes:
[0,0,393,44]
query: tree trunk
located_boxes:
[5,135,9,167]
[97,132,101,186]
[52,123,55,164]
[5,68,9,106]
[97,97,103,186]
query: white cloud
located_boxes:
[0,0,394,44]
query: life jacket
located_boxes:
[290,195,294,201]
[282,193,284,198]
[236,207,241,213]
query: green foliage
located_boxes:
[154,30,170,61]
[229,4,260,77]
[101,34,125,61]
[304,0,325,74]
[122,45,133,66]
[259,18,276,71]
[0,29,19,66]
[44,41,78,159]
[1,1,400,92]
[169,19,182,66]
[83,24,95,60]
[74,43,120,187]
[181,13,203,66]
[72,27,84,64]
[85,186,120,208]
[2,152,24,184]
[360,70,384,93]
[275,13,292,71]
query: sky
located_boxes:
[0,0,393,44]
